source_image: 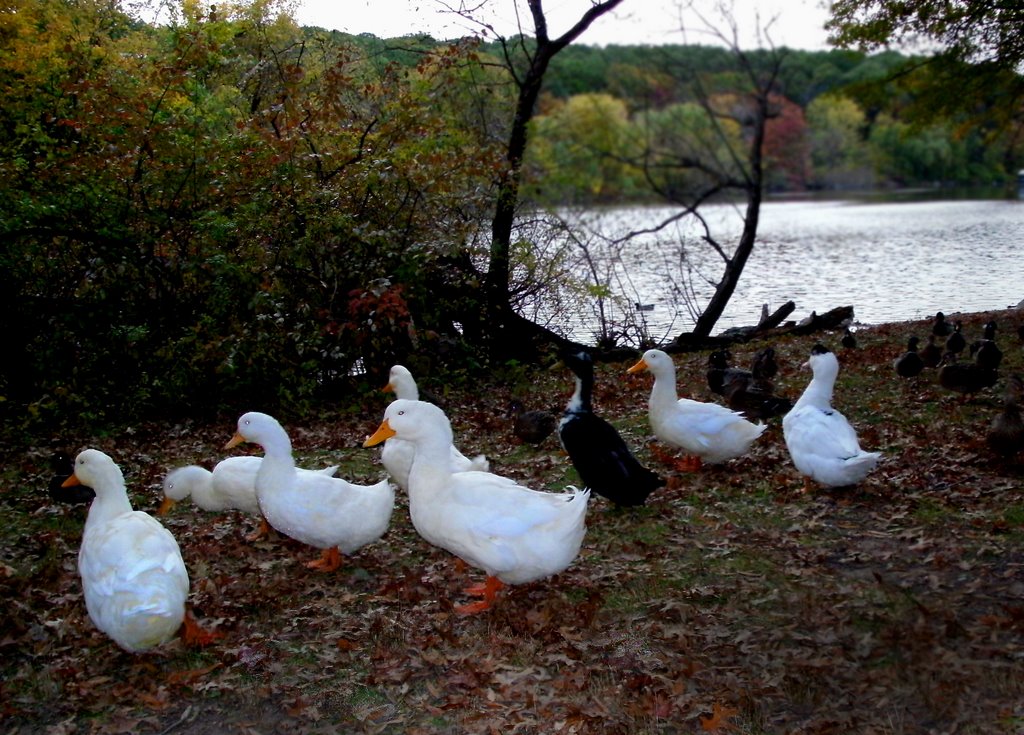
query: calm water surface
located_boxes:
[554,197,1024,342]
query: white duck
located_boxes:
[65,449,191,652]
[380,364,489,489]
[627,349,766,470]
[783,344,881,489]
[225,412,394,571]
[159,456,339,539]
[363,399,590,614]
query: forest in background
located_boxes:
[1,0,1021,438]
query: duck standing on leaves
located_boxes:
[970,321,1003,370]
[628,349,766,471]
[364,400,590,614]
[894,336,925,380]
[987,375,1024,458]
[783,344,881,489]
[225,412,394,572]
[938,351,998,398]
[380,364,489,489]
[65,449,212,652]
[558,350,663,507]
[919,334,943,369]
[945,322,966,355]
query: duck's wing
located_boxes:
[449,472,581,535]
[81,512,187,596]
[560,413,661,488]
[677,400,752,438]
[787,405,862,457]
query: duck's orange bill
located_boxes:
[61,474,81,488]
[380,381,394,393]
[158,497,175,515]
[363,419,396,447]
[224,432,245,450]
[626,358,648,374]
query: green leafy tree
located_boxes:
[805,94,872,188]
[828,0,1024,182]
[527,92,639,203]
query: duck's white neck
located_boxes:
[407,432,456,496]
[649,366,680,407]
[795,360,837,409]
[86,475,134,528]
[256,431,296,484]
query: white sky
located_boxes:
[292,0,835,51]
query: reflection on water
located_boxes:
[552,197,1024,342]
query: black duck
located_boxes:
[894,336,925,379]
[970,321,1003,370]
[932,311,953,338]
[47,450,96,505]
[945,322,966,355]
[558,351,663,506]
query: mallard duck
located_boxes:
[938,352,998,398]
[380,364,488,489]
[751,346,780,385]
[363,400,589,614]
[945,322,966,355]
[628,349,766,470]
[706,349,751,396]
[782,344,881,489]
[558,350,663,507]
[47,450,95,505]
[225,412,394,572]
[160,457,339,539]
[65,449,190,652]
[894,336,925,379]
[932,311,953,338]
[508,400,558,444]
[970,321,1002,370]
[987,375,1024,457]
[722,379,793,421]
[722,346,792,420]
[919,334,943,369]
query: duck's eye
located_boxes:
[397,410,405,416]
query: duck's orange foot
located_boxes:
[456,575,504,615]
[181,610,222,647]
[245,517,271,542]
[305,547,343,572]
[674,455,703,472]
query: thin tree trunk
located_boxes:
[691,80,768,339]
[484,0,627,351]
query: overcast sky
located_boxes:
[291,0,835,51]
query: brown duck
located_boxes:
[987,375,1023,457]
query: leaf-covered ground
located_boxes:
[3,309,1024,734]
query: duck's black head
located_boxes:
[708,349,732,368]
[562,350,593,376]
[810,343,831,356]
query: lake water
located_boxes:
[544,195,1024,343]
